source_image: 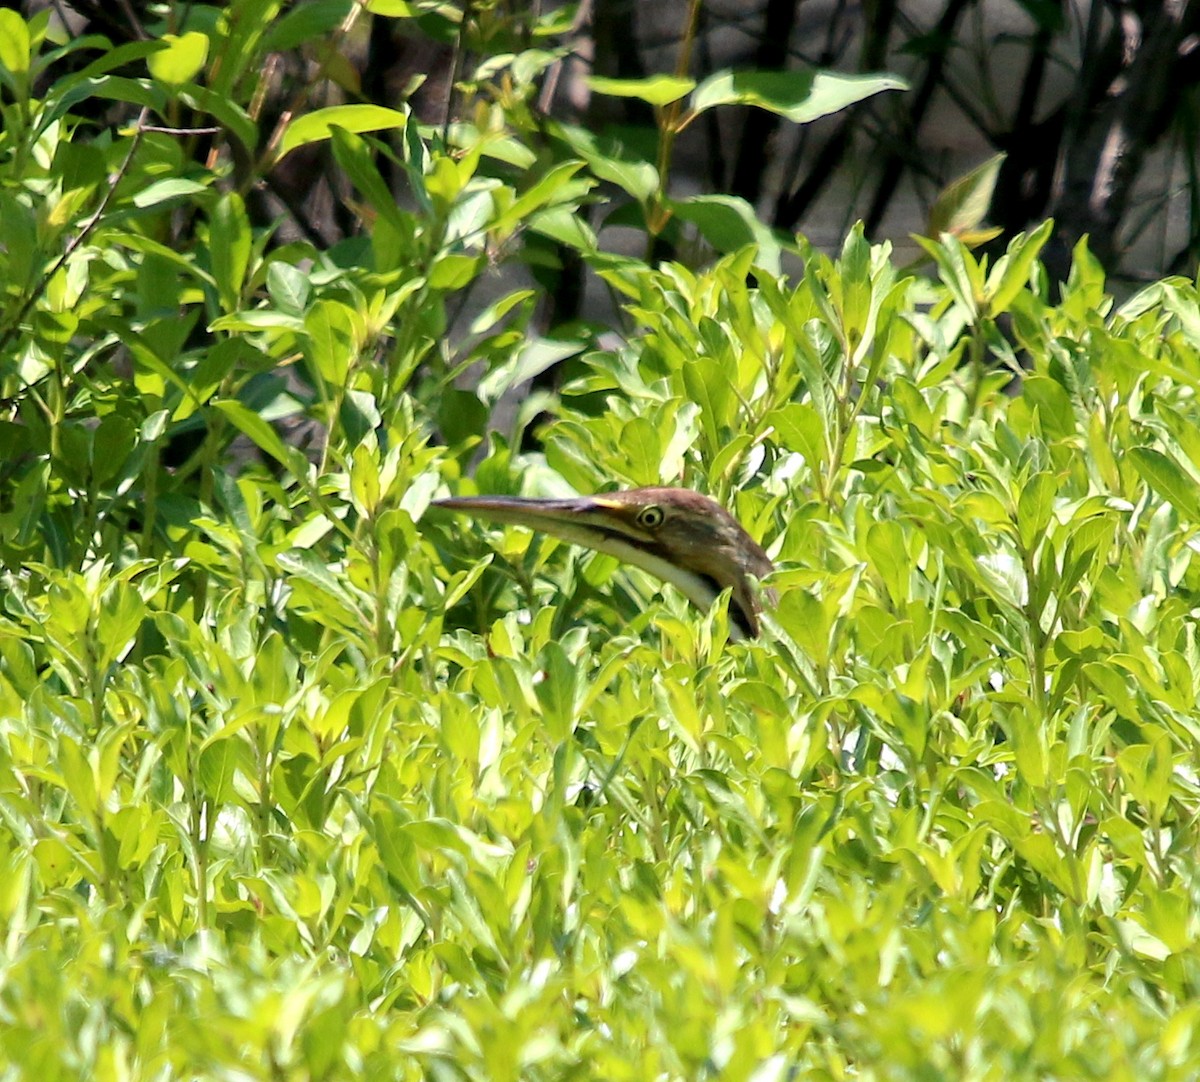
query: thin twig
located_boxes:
[140,124,221,136]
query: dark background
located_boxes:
[28,0,1200,289]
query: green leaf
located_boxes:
[534,641,582,741]
[49,74,166,120]
[329,126,407,232]
[915,233,983,318]
[372,810,421,894]
[179,85,258,153]
[279,104,410,158]
[147,32,209,86]
[548,121,659,204]
[91,414,137,486]
[305,299,358,387]
[366,0,462,19]
[266,261,312,315]
[618,416,664,486]
[132,178,209,208]
[1021,375,1076,442]
[476,336,585,404]
[469,289,535,336]
[670,195,782,268]
[586,74,695,106]
[528,204,598,251]
[211,399,309,477]
[1016,471,1057,551]
[776,588,836,668]
[490,160,589,237]
[1129,446,1200,521]
[926,153,1005,240]
[197,735,240,804]
[208,192,252,314]
[34,835,79,887]
[349,443,381,515]
[0,10,32,78]
[767,403,827,472]
[682,354,735,451]
[262,0,355,52]
[691,68,907,124]
[987,219,1053,315]
[276,548,371,639]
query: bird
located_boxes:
[431,487,775,639]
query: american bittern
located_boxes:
[433,487,774,639]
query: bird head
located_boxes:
[432,486,774,638]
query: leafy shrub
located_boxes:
[0,5,1198,1081]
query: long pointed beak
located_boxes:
[433,494,600,526]
[431,495,638,549]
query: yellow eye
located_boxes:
[637,505,665,529]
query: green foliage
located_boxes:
[0,5,1198,1081]
[581,66,905,259]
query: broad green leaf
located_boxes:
[775,588,832,667]
[266,261,311,315]
[670,195,783,269]
[373,811,422,894]
[615,416,663,486]
[529,204,598,251]
[766,403,827,471]
[691,68,907,124]
[987,219,1053,314]
[548,121,659,204]
[305,299,359,387]
[926,153,1005,240]
[476,336,585,404]
[1016,471,1057,551]
[534,641,581,741]
[211,399,309,476]
[0,10,32,78]
[197,736,240,804]
[132,178,208,208]
[147,32,209,85]
[682,353,735,451]
[179,85,258,153]
[490,160,589,237]
[1129,446,1200,522]
[366,0,462,18]
[34,836,79,887]
[91,414,137,486]
[916,233,983,318]
[263,0,355,52]
[278,104,410,158]
[49,74,166,119]
[329,126,407,231]
[349,444,381,516]
[208,192,252,314]
[586,74,695,106]
[469,289,535,336]
[1021,375,1076,442]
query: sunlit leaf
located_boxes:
[278,104,410,158]
[147,32,209,86]
[691,68,907,123]
[587,74,695,106]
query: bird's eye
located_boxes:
[637,505,665,529]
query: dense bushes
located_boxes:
[1,5,1199,1079]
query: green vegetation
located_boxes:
[1,4,1199,1079]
